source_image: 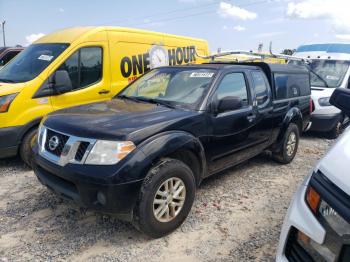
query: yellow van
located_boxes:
[0,26,209,165]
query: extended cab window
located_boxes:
[215,73,248,106]
[57,47,102,91]
[251,71,269,105]
[274,73,310,99]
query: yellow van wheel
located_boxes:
[19,128,37,168]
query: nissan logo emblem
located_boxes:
[48,136,60,151]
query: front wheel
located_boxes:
[19,128,37,168]
[272,123,299,164]
[133,158,196,238]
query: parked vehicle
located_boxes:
[32,62,311,237]
[0,26,209,166]
[276,87,350,262]
[292,43,350,138]
[0,47,23,69]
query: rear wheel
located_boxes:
[133,158,196,238]
[272,123,299,164]
[327,120,342,139]
[19,128,37,168]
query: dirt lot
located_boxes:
[0,135,332,262]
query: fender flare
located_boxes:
[112,131,207,185]
[273,107,302,151]
[18,117,42,144]
[139,131,207,185]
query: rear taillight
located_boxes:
[309,98,314,113]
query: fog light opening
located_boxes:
[97,191,107,205]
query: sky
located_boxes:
[1,0,350,53]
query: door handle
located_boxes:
[98,89,110,95]
[247,114,256,122]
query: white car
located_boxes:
[276,88,350,261]
[292,43,350,138]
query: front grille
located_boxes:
[75,141,90,161]
[340,245,350,261]
[285,228,314,262]
[44,129,69,157]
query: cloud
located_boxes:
[286,0,350,33]
[218,2,257,20]
[222,25,246,31]
[59,8,64,12]
[25,33,45,46]
[233,25,246,31]
[336,34,350,40]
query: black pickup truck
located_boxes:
[32,62,311,238]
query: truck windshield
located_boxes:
[117,67,216,109]
[291,60,350,88]
[0,43,69,83]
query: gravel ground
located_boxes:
[0,135,332,262]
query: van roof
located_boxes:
[34,26,207,44]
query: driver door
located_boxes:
[204,71,257,174]
[50,43,111,110]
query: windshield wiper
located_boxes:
[136,97,177,109]
[305,65,329,88]
[0,78,16,83]
[116,95,143,103]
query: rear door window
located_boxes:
[251,71,269,106]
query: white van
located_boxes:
[276,88,350,261]
[291,43,350,138]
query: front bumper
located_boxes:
[33,153,143,220]
[0,125,23,158]
[308,113,342,132]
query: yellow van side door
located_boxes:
[50,42,111,110]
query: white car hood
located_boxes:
[317,127,350,195]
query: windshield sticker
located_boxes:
[326,75,339,80]
[189,72,214,78]
[38,54,54,61]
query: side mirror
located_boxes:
[330,88,350,117]
[49,70,72,95]
[216,96,243,113]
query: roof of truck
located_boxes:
[206,62,309,74]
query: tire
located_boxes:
[272,123,299,164]
[19,128,37,168]
[327,120,342,139]
[133,158,196,238]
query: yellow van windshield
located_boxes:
[0,43,69,83]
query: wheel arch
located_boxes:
[139,131,207,186]
[272,107,302,152]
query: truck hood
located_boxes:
[44,98,200,143]
[316,127,350,195]
[0,82,26,95]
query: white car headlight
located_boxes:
[85,140,136,165]
[318,97,331,107]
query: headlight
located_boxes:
[318,200,350,236]
[318,97,331,107]
[0,93,18,113]
[85,140,136,165]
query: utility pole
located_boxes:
[1,21,6,47]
